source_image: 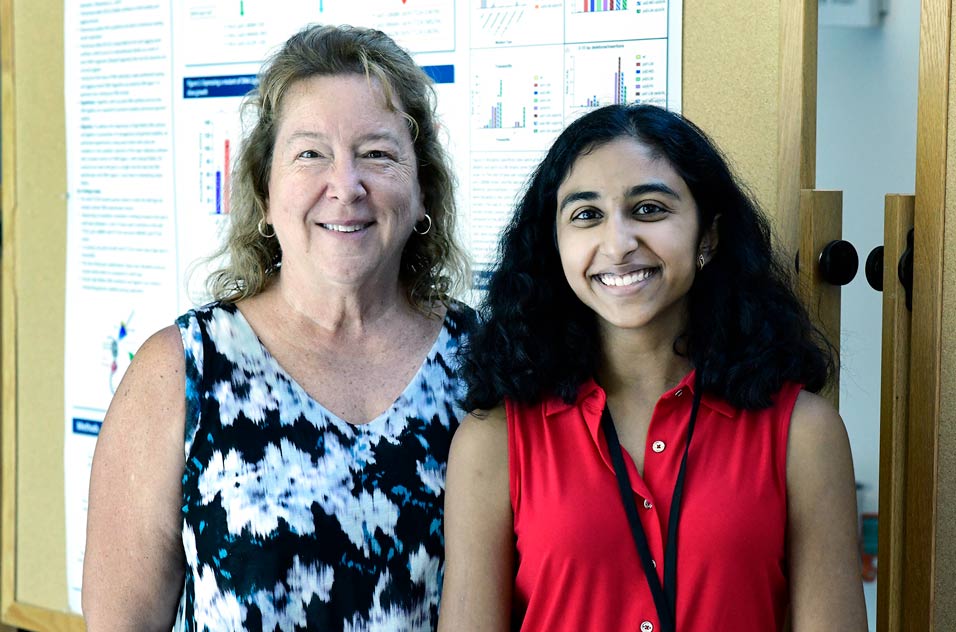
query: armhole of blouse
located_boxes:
[778,382,805,492]
[505,398,521,517]
[177,308,206,457]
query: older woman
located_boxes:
[82,24,471,631]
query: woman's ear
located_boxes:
[698,214,720,264]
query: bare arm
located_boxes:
[438,407,514,632]
[82,325,187,631]
[786,391,868,632]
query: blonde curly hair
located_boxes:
[206,24,468,310]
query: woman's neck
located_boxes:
[598,326,693,405]
[272,270,411,337]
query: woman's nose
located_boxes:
[601,214,639,260]
[326,158,367,203]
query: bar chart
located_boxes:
[198,115,239,215]
[573,1,630,13]
[565,0,668,43]
[565,39,668,119]
[470,45,564,150]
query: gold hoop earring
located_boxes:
[697,253,706,271]
[413,213,432,236]
[258,218,276,238]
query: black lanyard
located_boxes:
[601,384,702,632]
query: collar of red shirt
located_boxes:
[541,370,737,493]
[542,369,737,421]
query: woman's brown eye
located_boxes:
[635,203,665,216]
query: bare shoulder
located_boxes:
[787,390,850,469]
[129,324,186,380]
[785,391,868,630]
[104,324,185,436]
[445,405,511,520]
[453,406,509,444]
[90,321,188,518]
[446,405,510,507]
[449,406,509,473]
[104,325,186,435]
[440,405,513,632]
[83,324,188,629]
[786,390,856,499]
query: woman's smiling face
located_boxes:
[555,137,711,338]
[266,73,425,293]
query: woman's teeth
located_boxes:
[321,223,366,233]
[596,268,655,286]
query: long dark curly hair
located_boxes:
[460,104,834,411]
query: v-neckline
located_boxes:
[226,301,451,430]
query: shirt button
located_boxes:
[675,389,684,397]
[641,622,654,632]
[652,440,666,453]
[651,559,657,568]
[643,499,653,509]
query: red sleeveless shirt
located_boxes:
[507,371,801,631]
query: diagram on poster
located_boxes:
[470,45,565,151]
[327,0,457,53]
[471,1,564,48]
[565,39,669,119]
[565,0,669,43]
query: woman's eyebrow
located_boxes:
[627,182,681,199]
[558,190,599,213]
[282,130,325,146]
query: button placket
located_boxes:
[631,385,691,632]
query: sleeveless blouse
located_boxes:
[173,301,471,631]
[507,372,802,632]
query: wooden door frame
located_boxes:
[899,0,953,629]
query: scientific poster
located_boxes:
[63,0,681,612]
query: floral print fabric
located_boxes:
[173,301,470,631]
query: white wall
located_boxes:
[816,0,920,515]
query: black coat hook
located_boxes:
[818,240,859,286]
[865,246,883,292]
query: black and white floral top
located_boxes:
[172,301,471,631]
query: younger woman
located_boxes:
[439,104,867,631]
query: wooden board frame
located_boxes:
[876,194,915,632]
[906,0,956,629]
[2,0,84,629]
[901,0,952,629]
[0,0,18,624]
[797,189,842,408]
